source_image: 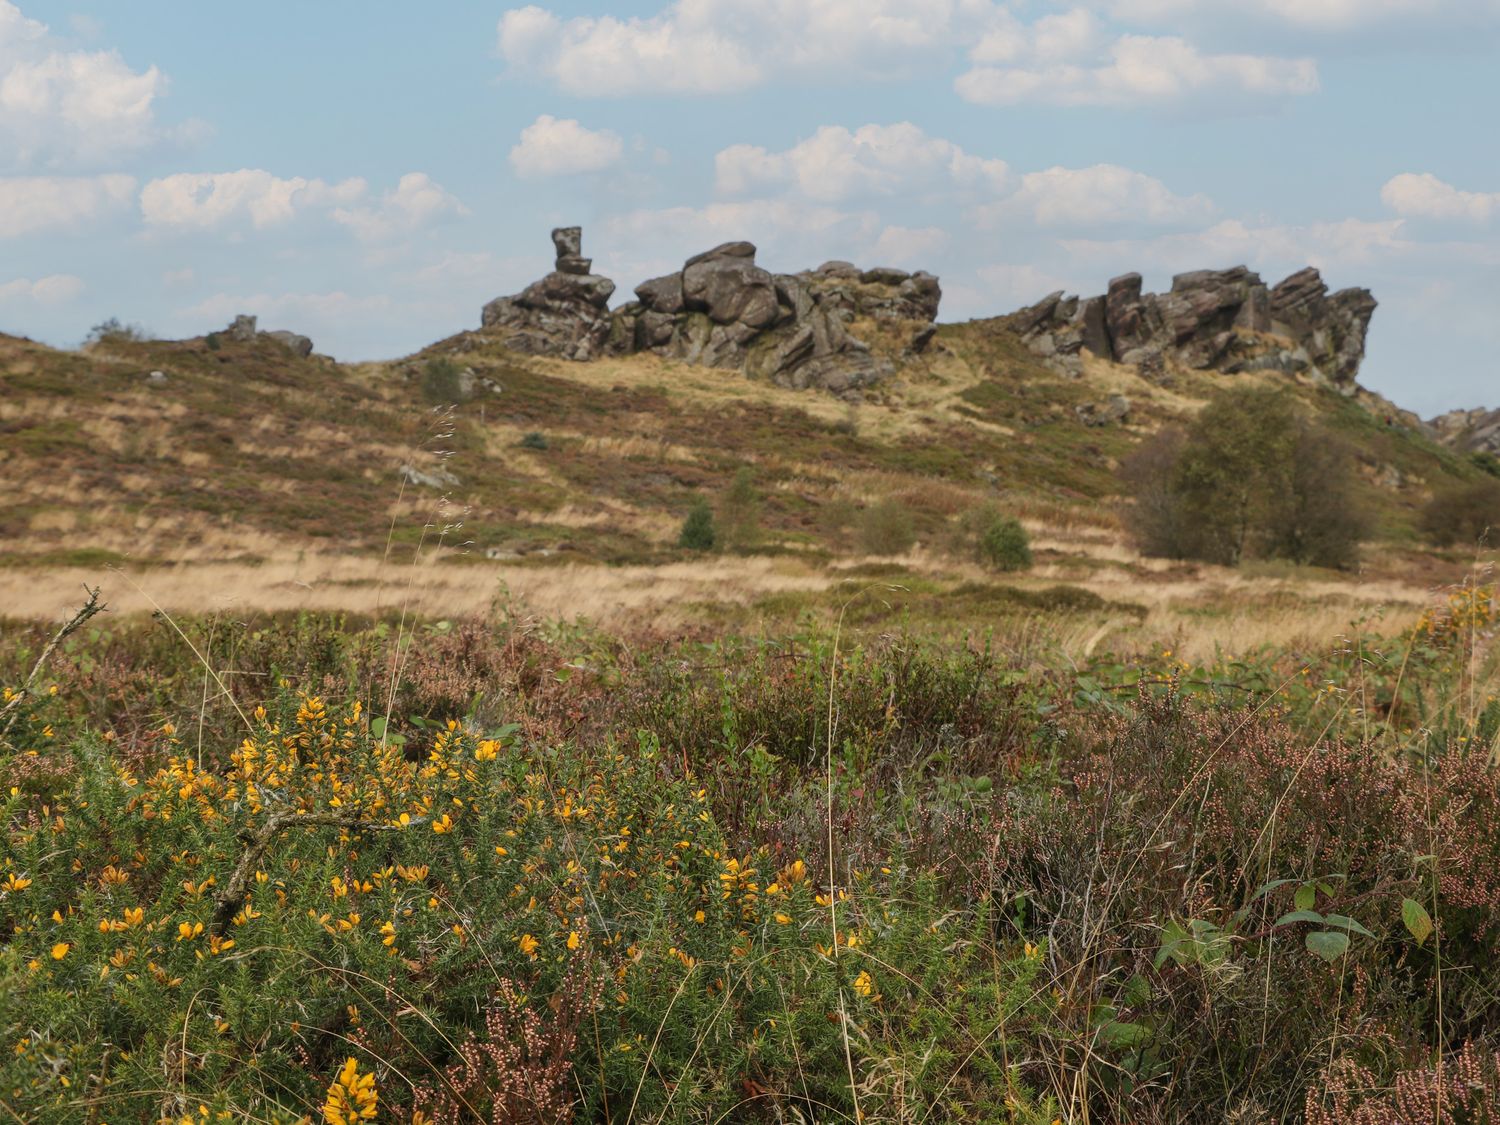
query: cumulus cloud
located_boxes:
[140,170,464,240]
[509,115,625,177]
[0,173,134,237]
[140,170,364,230]
[1382,172,1499,223]
[0,1,170,167]
[957,31,1318,107]
[715,123,1008,203]
[0,273,84,303]
[978,164,1215,227]
[496,0,992,96]
[332,172,469,241]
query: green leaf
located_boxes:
[1294,884,1317,911]
[1248,878,1298,901]
[1305,930,1350,962]
[1322,914,1376,939]
[1273,909,1326,927]
[1098,1020,1152,1049]
[1402,898,1434,946]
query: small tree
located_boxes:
[719,467,761,552]
[679,498,717,551]
[421,357,470,404]
[1121,385,1369,569]
[857,498,916,556]
[975,510,1032,571]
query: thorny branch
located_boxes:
[0,585,105,744]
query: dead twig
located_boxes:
[0,585,105,743]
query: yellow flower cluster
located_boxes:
[323,1056,378,1124]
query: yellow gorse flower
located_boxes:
[323,1056,377,1124]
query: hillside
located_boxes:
[1,248,1495,652]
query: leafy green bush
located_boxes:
[718,466,761,551]
[1121,386,1370,568]
[678,497,717,551]
[1421,477,1500,547]
[857,498,916,555]
[519,431,549,451]
[420,357,469,405]
[83,318,151,347]
[974,509,1032,571]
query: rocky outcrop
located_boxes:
[1013,266,1376,392]
[480,227,617,362]
[221,314,314,358]
[478,229,941,398]
[1430,407,1500,457]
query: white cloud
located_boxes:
[497,0,993,96]
[957,32,1318,106]
[0,1,168,167]
[1106,0,1496,30]
[509,115,625,178]
[140,169,365,230]
[0,173,134,237]
[332,172,469,241]
[979,164,1215,227]
[1059,216,1411,276]
[869,224,949,265]
[0,273,84,303]
[715,122,1009,203]
[1382,172,1498,223]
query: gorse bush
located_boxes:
[1121,385,1371,568]
[678,497,716,551]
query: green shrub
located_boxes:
[420,357,469,404]
[519,431,549,451]
[678,497,717,551]
[1421,477,1500,547]
[83,318,150,347]
[973,509,1032,571]
[857,498,916,555]
[204,332,222,352]
[1121,386,1370,569]
[718,466,761,551]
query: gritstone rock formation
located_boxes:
[478,228,941,397]
[223,314,314,358]
[480,227,617,362]
[1013,266,1377,392]
[1429,407,1500,457]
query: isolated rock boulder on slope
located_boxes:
[1013,265,1376,392]
[219,314,315,357]
[480,227,617,361]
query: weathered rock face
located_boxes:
[479,229,942,398]
[1429,407,1500,456]
[480,228,618,362]
[1013,265,1376,392]
[220,314,314,357]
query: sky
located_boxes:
[0,1,1496,416]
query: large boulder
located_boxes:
[1013,264,1377,391]
[682,252,779,328]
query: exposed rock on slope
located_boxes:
[224,314,314,358]
[1430,407,1500,456]
[478,228,941,398]
[480,227,617,362]
[1014,266,1377,392]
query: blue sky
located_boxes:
[0,1,1496,415]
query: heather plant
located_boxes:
[857,497,917,556]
